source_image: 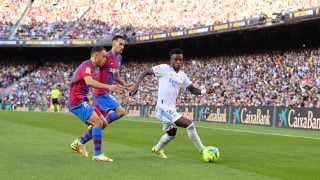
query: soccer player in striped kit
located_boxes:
[93,35,132,126]
[68,46,124,162]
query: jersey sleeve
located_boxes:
[181,72,192,89]
[80,63,94,79]
[152,64,168,77]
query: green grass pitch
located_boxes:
[1,111,320,180]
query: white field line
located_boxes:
[125,118,320,140]
[59,113,320,140]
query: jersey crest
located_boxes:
[85,67,91,74]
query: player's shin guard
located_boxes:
[92,127,102,156]
[105,112,119,124]
[186,123,205,152]
[154,134,175,151]
[79,126,92,144]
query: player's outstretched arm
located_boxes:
[187,84,219,95]
[187,85,202,95]
[84,76,124,93]
[115,71,133,90]
[129,68,154,96]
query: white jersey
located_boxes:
[152,64,192,110]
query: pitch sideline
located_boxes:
[125,118,320,140]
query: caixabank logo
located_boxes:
[204,107,228,123]
[278,109,288,128]
[277,108,320,130]
[231,107,271,126]
[232,108,241,124]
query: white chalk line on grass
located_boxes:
[59,113,320,140]
[197,126,320,140]
[125,118,320,141]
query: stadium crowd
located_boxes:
[0,59,34,89]
[0,0,318,40]
[1,48,320,109]
[1,62,76,110]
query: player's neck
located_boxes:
[110,49,118,56]
[90,59,98,67]
[172,66,180,73]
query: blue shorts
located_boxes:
[68,100,95,123]
[94,93,120,113]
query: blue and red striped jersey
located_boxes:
[93,50,122,96]
[68,60,96,106]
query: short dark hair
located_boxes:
[112,35,125,42]
[90,46,106,55]
[170,48,183,57]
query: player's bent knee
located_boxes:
[167,128,177,136]
[88,116,104,128]
[175,116,193,128]
[102,120,108,129]
[95,120,104,128]
[116,106,125,117]
[99,115,108,126]
[168,135,175,140]
[186,123,195,130]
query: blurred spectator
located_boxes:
[2,47,320,109]
[0,0,318,39]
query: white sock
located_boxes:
[154,134,175,151]
[186,123,205,152]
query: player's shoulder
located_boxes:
[117,54,122,60]
[178,69,188,77]
[179,69,187,74]
[79,60,91,68]
[152,64,169,71]
[158,64,170,68]
[107,50,122,58]
[79,60,93,74]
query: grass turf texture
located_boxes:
[1,111,320,180]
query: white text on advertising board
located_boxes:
[241,108,271,125]
[288,110,320,130]
[206,108,227,122]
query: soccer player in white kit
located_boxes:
[130,48,216,158]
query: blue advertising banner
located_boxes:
[121,105,320,131]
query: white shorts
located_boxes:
[155,106,182,131]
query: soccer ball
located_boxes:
[203,146,220,163]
